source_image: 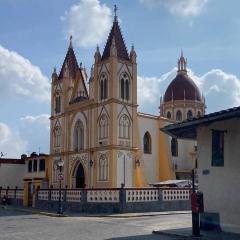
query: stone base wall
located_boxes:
[35,188,191,213]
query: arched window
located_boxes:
[119,114,130,139]
[100,80,104,100]
[126,80,129,101]
[99,154,108,181]
[104,78,108,99]
[143,132,151,154]
[167,112,171,119]
[73,120,84,151]
[197,111,201,118]
[171,138,178,157]
[120,72,130,101]
[54,127,61,147]
[176,110,182,121]
[187,110,193,120]
[121,78,125,99]
[55,95,61,114]
[100,73,108,100]
[99,114,108,139]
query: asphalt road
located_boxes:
[0,208,192,240]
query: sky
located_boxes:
[1,0,240,157]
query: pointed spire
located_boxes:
[94,45,101,63]
[52,66,58,82]
[130,44,137,63]
[101,6,129,61]
[58,40,79,80]
[177,50,187,73]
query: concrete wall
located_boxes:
[197,118,240,233]
[137,115,160,184]
[173,139,196,176]
[0,164,24,188]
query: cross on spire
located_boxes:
[114,4,118,17]
[69,35,73,48]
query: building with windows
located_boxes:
[22,153,49,207]
[48,14,201,189]
[162,106,240,234]
[0,157,25,189]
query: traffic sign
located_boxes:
[58,172,64,180]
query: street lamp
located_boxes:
[57,158,64,214]
[135,159,140,168]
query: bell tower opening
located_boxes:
[75,163,85,188]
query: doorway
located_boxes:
[76,163,85,188]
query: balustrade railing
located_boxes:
[162,189,190,201]
[126,189,159,202]
[66,190,81,202]
[87,189,119,203]
[0,188,23,200]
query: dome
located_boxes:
[164,72,201,102]
[164,53,201,102]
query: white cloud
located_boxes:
[62,0,112,48]
[140,0,208,17]
[20,114,50,130]
[0,122,27,158]
[19,114,50,154]
[138,68,240,115]
[0,45,50,102]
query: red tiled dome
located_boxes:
[164,72,201,102]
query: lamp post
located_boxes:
[57,158,64,214]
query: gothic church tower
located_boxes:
[90,12,138,187]
[49,11,138,188]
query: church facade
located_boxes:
[48,15,205,189]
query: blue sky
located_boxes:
[1,0,240,157]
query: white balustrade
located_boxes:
[0,190,7,198]
[162,189,190,201]
[16,190,23,199]
[38,190,49,200]
[126,189,159,202]
[7,190,15,198]
[87,190,119,202]
[51,190,64,201]
[66,190,81,202]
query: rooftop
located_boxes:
[161,106,240,139]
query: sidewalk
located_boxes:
[0,205,190,218]
[153,227,240,240]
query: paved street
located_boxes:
[0,208,191,240]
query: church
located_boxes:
[48,12,205,189]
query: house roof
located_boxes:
[161,106,240,140]
[101,17,129,61]
[0,158,25,164]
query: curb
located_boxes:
[80,211,191,218]
[1,206,190,218]
[153,230,203,239]
[0,205,67,217]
